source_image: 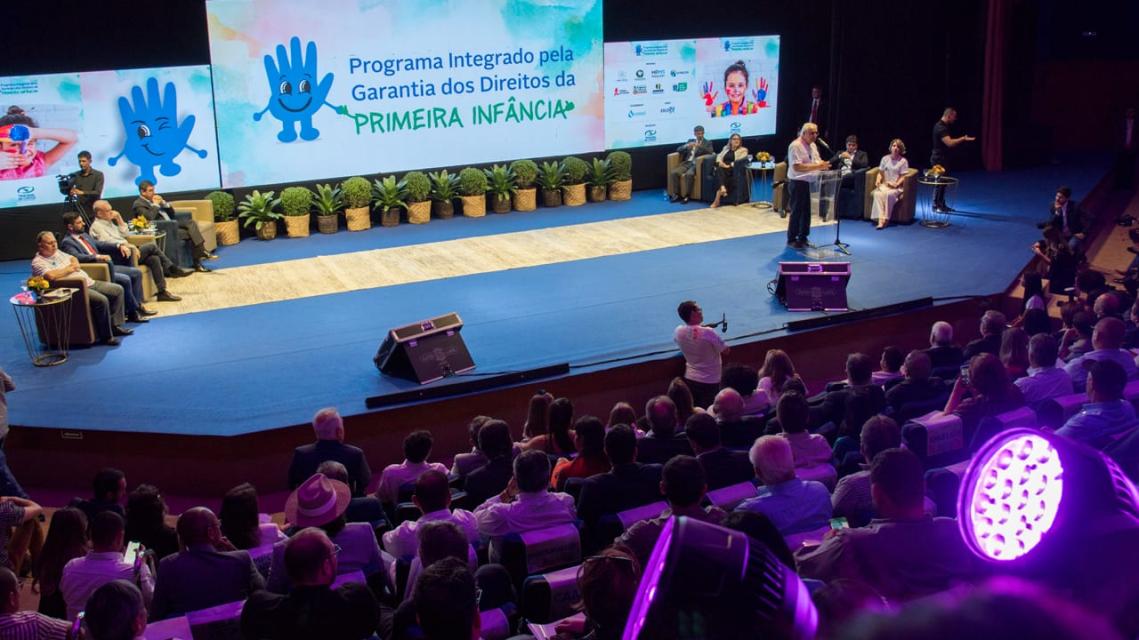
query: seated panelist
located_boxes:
[710,133,749,209]
[30,231,132,345]
[132,180,214,272]
[60,211,154,323]
[668,125,713,204]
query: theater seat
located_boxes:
[1037,393,1086,430]
[489,523,581,590]
[42,263,111,347]
[616,501,668,530]
[796,464,837,491]
[521,563,582,623]
[971,407,1036,451]
[784,525,830,553]
[665,152,713,200]
[901,411,966,467]
[185,599,244,640]
[706,481,759,511]
[169,199,218,253]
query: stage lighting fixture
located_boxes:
[622,516,817,640]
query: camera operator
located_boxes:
[68,150,103,214]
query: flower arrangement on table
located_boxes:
[128,216,150,233]
[756,151,773,167]
[24,276,50,301]
[925,164,947,179]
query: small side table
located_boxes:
[10,289,75,367]
[748,162,775,210]
[917,176,959,228]
[131,227,167,253]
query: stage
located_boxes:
[0,159,1111,437]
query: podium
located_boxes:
[811,169,849,253]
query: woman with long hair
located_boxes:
[521,391,553,441]
[1000,327,1031,381]
[34,508,88,619]
[667,377,700,423]
[607,402,638,432]
[522,396,576,456]
[709,133,749,209]
[125,484,178,560]
[219,483,262,550]
[551,416,611,490]
[758,349,801,405]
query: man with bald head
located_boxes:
[0,566,71,637]
[1064,317,1138,391]
[88,199,189,302]
[150,507,263,620]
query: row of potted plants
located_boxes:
[205,152,633,243]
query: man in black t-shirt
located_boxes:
[69,150,104,214]
[930,108,974,212]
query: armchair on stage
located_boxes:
[664,153,753,205]
[43,263,112,347]
[665,152,714,201]
[166,199,219,267]
[861,167,919,224]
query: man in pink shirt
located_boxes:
[374,430,447,505]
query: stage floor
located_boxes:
[0,159,1110,436]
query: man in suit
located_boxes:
[1037,186,1086,254]
[830,135,869,218]
[684,413,754,490]
[636,396,694,465]
[150,507,264,620]
[668,125,714,204]
[288,408,372,497]
[808,353,887,431]
[963,310,1007,361]
[60,212,154,323]
[132,180,213,272]
[576,425,664,543]
[807,85,826,139]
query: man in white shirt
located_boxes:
[474,450,576,539]
[673,300,729,409]
[1016,334,1074,405]
[382,470,478,561]
[786,122,831,249]
[1064,317,1138,392]
[374,430,448,504]
[30,231,130,346]
[89,200,189,301]
[61,511,154,621]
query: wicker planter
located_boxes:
[380,207,400,227]
[214,220,240,245]
[490,194,511,214]
[541,189,562,207]
[316,214,338,234]
[345,206,371,231]
[283,214,310,238]
[407,201,431,224]
[432,201,454,219]
[513,188,537,212]
[588,185,607,202]
[609,179,632,201]
[255,221,277,241]
[460,194,486,217]
[563,183,586,206]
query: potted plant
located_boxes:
[607,151,633,200]
[372,175,407,227]
[237,190,283,241]
[586,157,612,203]
[280,186,313,238]
[403,171,432,224]
[458,167,487,217]
[536,160,565,207]
[484,164,516,214]
[429,170,459,219]
[207,190,239,245]
[341,176,373,231]
[561,156,588,206]
[510,159,538,212]
[312,183,342,234]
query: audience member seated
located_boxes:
[684,413,754,490]
[1057,360,1139,449]
[711,388,767,450]
[219,482,286,551]
[831,417,901,528]
[522,396,576,457]
[391,521,478,637]
[0,492,41,573]
[1022,307,1052,338]
[577,425,664,540]
[1033,226,1079,296]
[607,402,638,432]
[474,450,576,539]
[872,346,906,387]
[553,546,642,640]
[758,349,803,406]
[317,461,387,530]
[383,470,479,562]
[71,468,127,525]
[925,321,965,371]
[288,407,372,497]
[1011,272,1048,328]
[463,420,516,506]
[1060,310,1095,362]
[551,416,611,490]
[33,507,87,620]
[636,396,694,464]
[720,511,796,569]
[1000,327,1031,381]
[0,566,71,637]
[778,391,834,473]
[412,557,480,640]
[375,430,448,505]
[797,448,984,602]
[735,436,831,535]
[1014,333,1073,406]
[150,507,264,620]
[31,231,130,346]
[809,353,887,434]
[942,353,1026,445]
[451,415,492,480]
[83,580,147,640]
[124,484,178,562]
[1064,317,1138,391]
[722,364,770,416]
[1094,291,1125,320]
[61,511,154,621]
[242,528,382,640]
[520,391,553,442]
[617,455,725,565]
[962,310,1007,360]
[667,377,703,428]
[267,473,385,593]
[1106,426,1139,486]
[885,350,946,413]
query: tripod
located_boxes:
[62,194,93,227]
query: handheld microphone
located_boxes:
[702,313,728,334]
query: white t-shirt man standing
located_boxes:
[673,300,728,409]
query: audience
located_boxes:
[884,350,946,413]
[720,510,796,569]
[288,407,372,497]
[316,460,387,529]
[0,492,41,572]
[606,402,638,431]
[382,469,478,561]
[1057,359,1139,448]
[551,416,611,490]
[1063,317,1138,391]
[711,387,767,450]
[412,557,480,640]
[617,455,725,565]
[667,377,702,428]
[463,420,516,506]
[1014,333,1074,405]
[150,507,263,620]
[735,436,832,535]
[758,349,802,405]
[797,448,983,602]
[871,346,905,387]
[812,579,890,639]
[523,396,577,457]
[71,468,127,524]
[962,310,1007,360]
[220,482,284,551]
[83,580,147,640]
[1022,307,1052,337]
[1060,310,1095,362]
[474,450,576,539]
[999,327,1031,380]
[33,507,88,619]
[374,430,448,505]
[565,546,641,640]
[60,511,153,621]
[684,413,755,490]
[124,484,178,561]
[450,415,493,480]
[809,353,886,433]
[0,566,71,637]
[942,353,1026,443]
[721,364,770,416]
[925,320,964,371]
[778,391,834,472]
[637,396,694,464]
[521,391,554,442]
[831,416,901,527]
[576,425,664,543]
[673,299,730,409]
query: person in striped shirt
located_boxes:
[0,567,71,639]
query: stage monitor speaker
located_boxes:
[775,262,851,312]
[374,312,475,384]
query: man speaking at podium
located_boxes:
[786,122,830,249]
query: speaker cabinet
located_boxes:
[374,312,475,384]
[775,262,851,312]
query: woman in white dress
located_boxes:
[872,138,909,229]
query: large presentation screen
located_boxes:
[604,36,780,149]
[0,66,219,209]
[207,0,604,188]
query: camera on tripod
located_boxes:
[56,173,76,196]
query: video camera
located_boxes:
[56,173,76,196]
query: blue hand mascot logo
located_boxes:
[107,77,208,187]
[253,36,336,142]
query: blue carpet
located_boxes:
[0,159,1112,435]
